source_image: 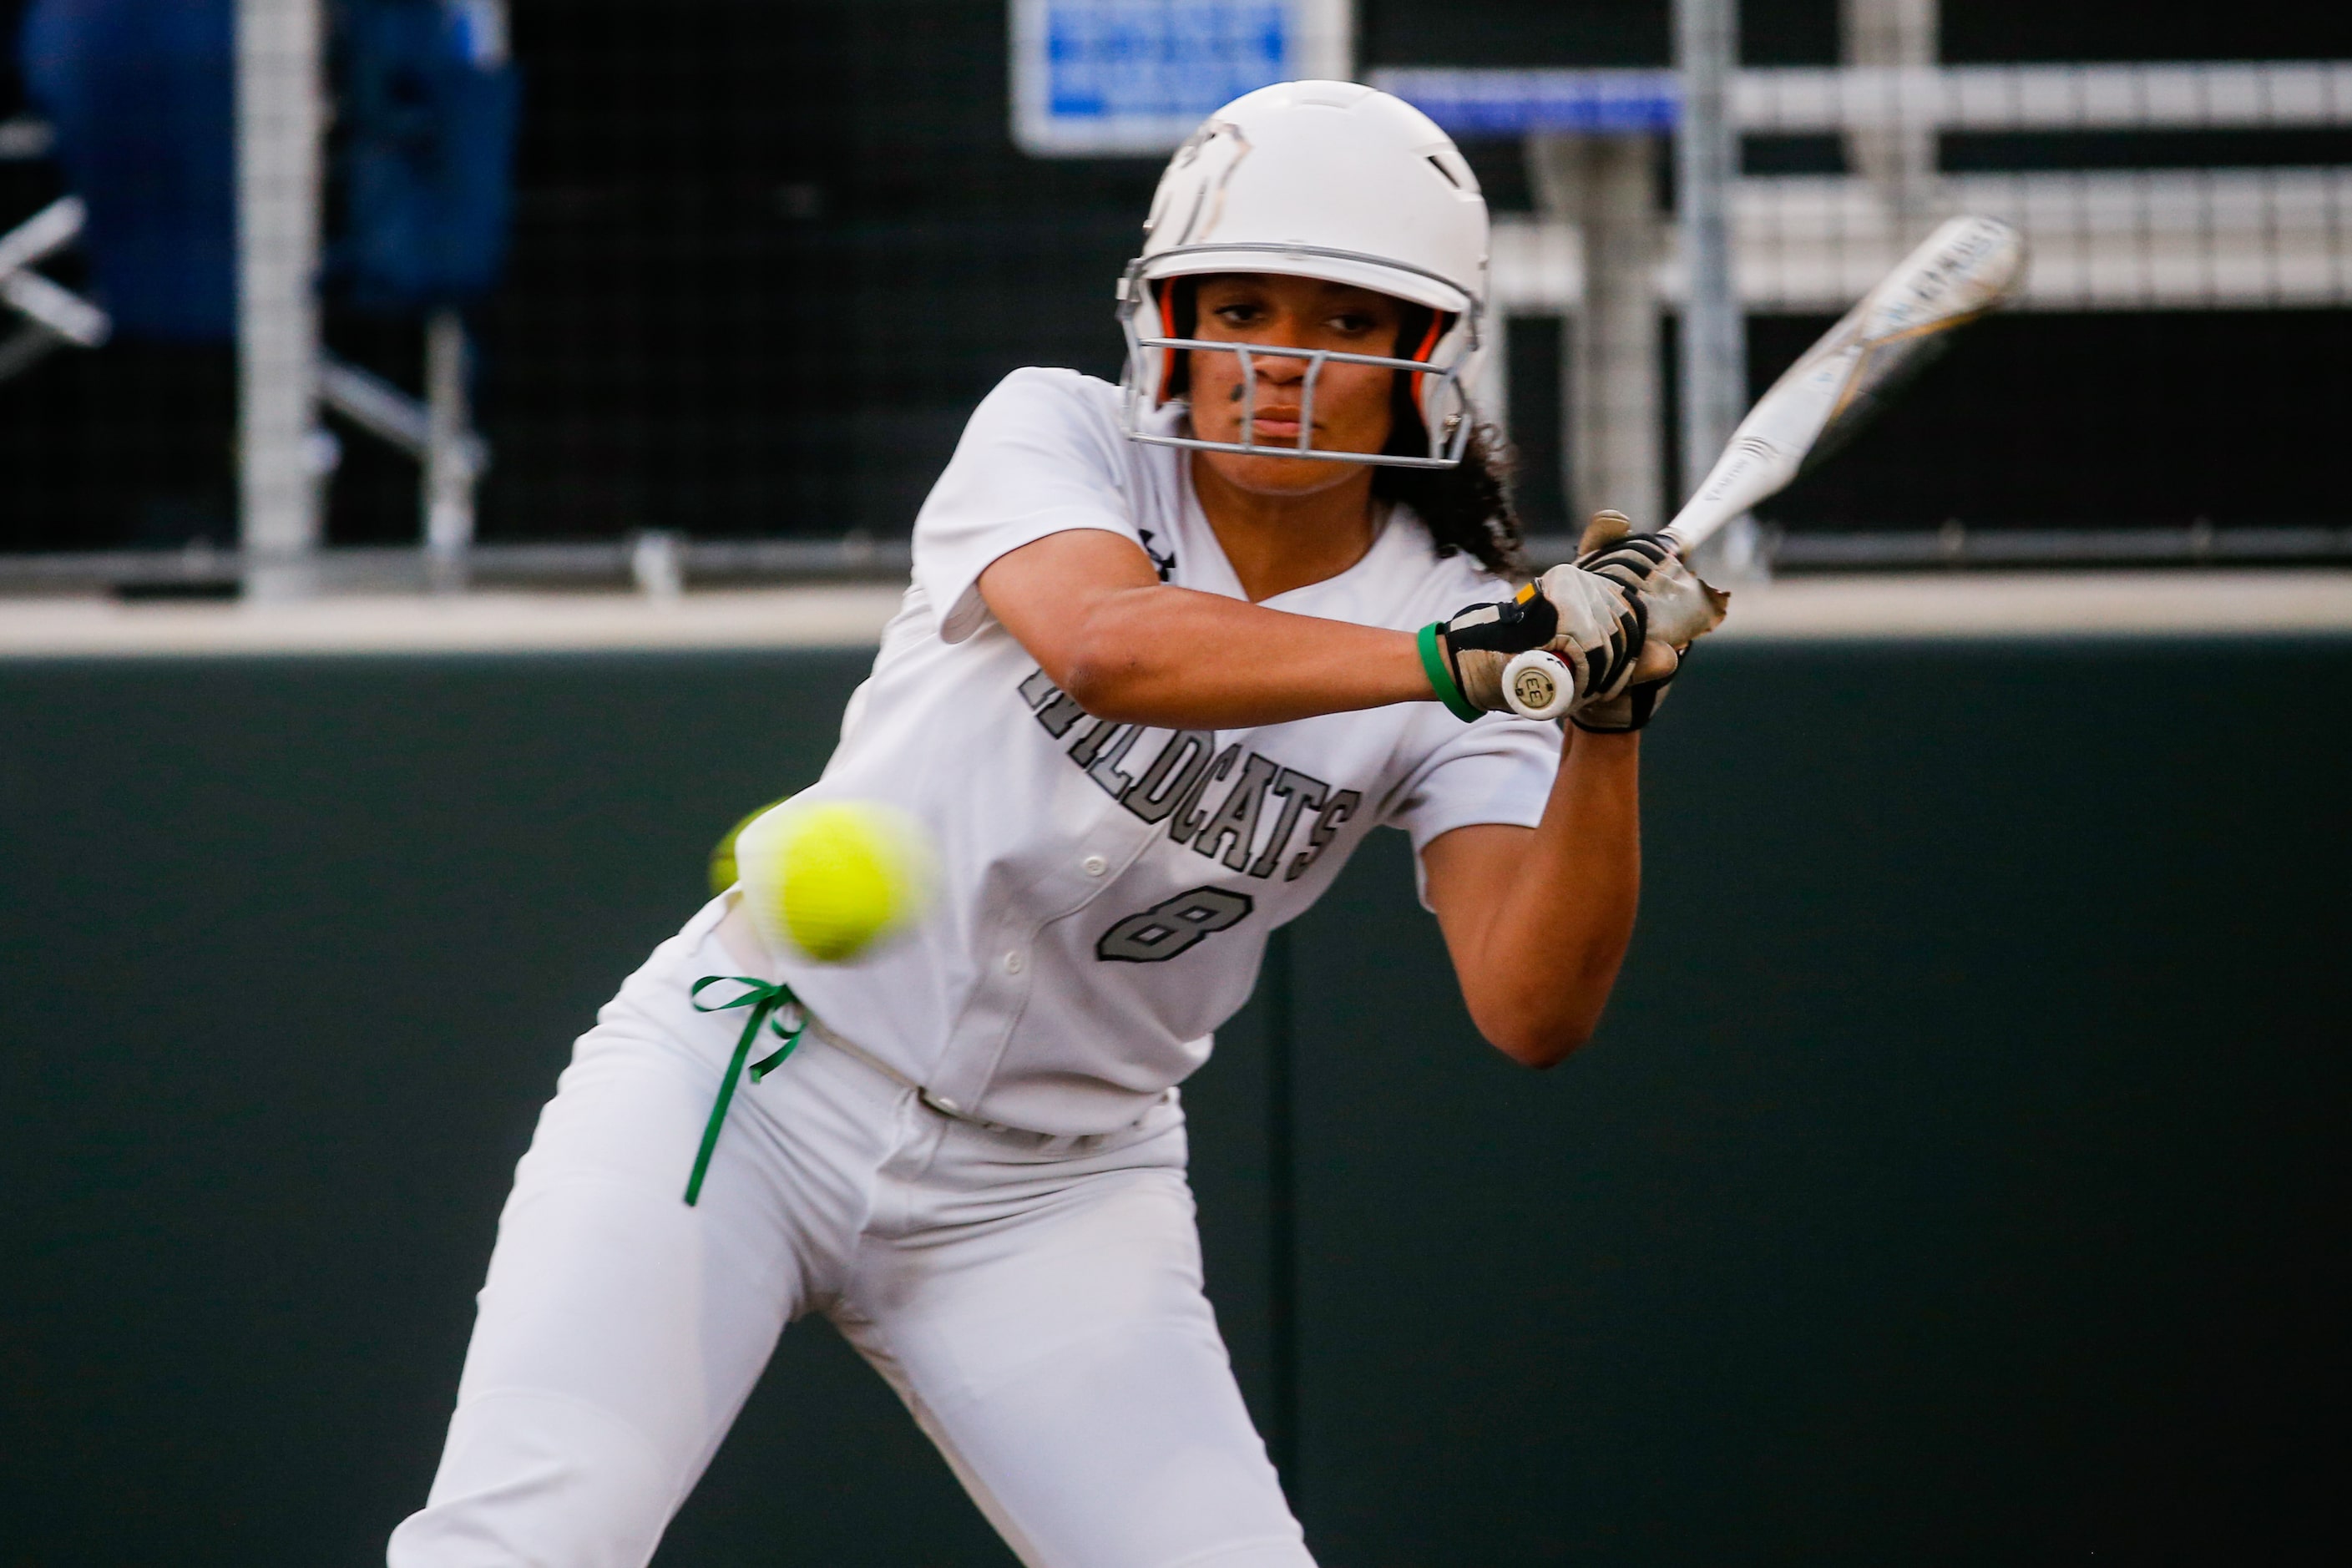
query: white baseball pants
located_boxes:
[387,900,1312,1568]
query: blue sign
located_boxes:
[1047,3,1284,122]
[1013,0,1350,156]
[1371,68,1683,139]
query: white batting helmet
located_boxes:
[1115,79,1491,468]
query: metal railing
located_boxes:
[1375,61,2352,136]
[8,524,2342,600]
[1523,524,2352,573]
[0,535,914,598]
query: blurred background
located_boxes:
[3,0,2349,584]
[2,6,2345,1566]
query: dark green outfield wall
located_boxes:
[2,640,2344,1565]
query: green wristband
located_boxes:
[1418,623,1483,723]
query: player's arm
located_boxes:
[979,529,1430,729]
[1419,727,1642,1069]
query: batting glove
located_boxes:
[1567,510,1732,734]
[1421,564,1645,721]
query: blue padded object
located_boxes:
[19,0,238,342]
[331,0,518,313]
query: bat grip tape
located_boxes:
[1418,623,1484,723]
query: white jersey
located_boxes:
[759,367,1560,1135]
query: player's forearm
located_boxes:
[1057,584,1433,728]
[1460,729,1641,1066]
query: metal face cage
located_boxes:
[1115,245,1485,470]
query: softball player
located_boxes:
[390,80,1717,1568]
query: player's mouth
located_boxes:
[1247,409,1310,440]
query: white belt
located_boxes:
[801,1014,1024,1134]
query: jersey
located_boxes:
[756,367,1561,1135]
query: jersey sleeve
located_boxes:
[1381,706,1564,908]
[912,368,1148,645]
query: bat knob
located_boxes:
[1501,649,1575,721]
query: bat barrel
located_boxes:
[1662,215,2027,554]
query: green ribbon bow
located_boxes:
[683,974,806,1206]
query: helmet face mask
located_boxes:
[1115,82,1492,473]
[1116,248,1484,471]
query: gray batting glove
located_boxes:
[1434,564,1646,716]
[1569,510,1731,733]
[1575,509,1731,650]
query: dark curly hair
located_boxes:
[1373,301,1523,578]
[1375,422,1524,579]
[1163,280,1525,579]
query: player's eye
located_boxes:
[1210,301,1266,329]
[1327,310,1378,336]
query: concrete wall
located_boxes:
[2,638,2342,1564]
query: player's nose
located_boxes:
[1251,334,1309,382]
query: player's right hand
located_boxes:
[1436,564,1645,716]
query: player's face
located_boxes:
[1185,274,1405,495]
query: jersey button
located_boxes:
[1004,950,1024,974]
[1081,855,1109,878]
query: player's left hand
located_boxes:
[1575,508,1732,652]
[1567,509,1732,733]
[1435,564,1645,716]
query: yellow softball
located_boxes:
[732,798,934,964]
[708,798,788,897]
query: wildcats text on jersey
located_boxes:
[1017,667,1361,884]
